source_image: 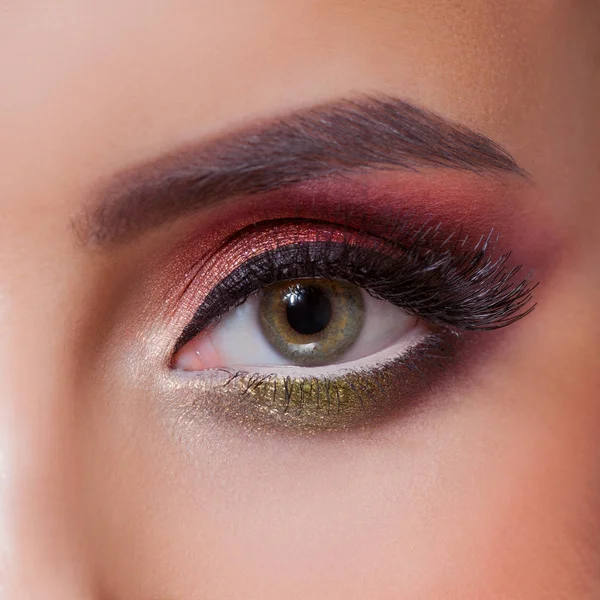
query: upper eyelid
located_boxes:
[171,226,537,357]
[172,230,404,353]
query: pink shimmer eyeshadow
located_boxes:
[181,221,383,311]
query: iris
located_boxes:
[259,278,365,366]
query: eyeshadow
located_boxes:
[155,171,555,337]
[148,170,549,436]
[176,330,462,435]
[166,212,538,434]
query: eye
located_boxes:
[173,277,425,371]
[168,220,536,433]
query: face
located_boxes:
[1,1,599,598]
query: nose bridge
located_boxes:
[0,285,93,598]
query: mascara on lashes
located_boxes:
[172,231,537,356]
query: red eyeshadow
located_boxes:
[170,169,557,269]
[153,168,560,334]
[177,220,394,314]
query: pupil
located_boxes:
[285,285,333,335]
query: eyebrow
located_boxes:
[78,95,528,245]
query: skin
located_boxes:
[1,1,600,598]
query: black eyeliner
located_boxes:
[173,229,537,355]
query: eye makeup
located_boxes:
[174,219,535,349]
[167,210,537,434]
[175,331,457,433]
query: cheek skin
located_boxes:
[82,328,600,600]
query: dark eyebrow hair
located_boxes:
[78,95,528,245]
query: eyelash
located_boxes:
[170,219,537,434]
[173,222,537,353]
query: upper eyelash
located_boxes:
[172,224,537,354]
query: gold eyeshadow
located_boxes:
[176,332,454,434]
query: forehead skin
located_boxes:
[0,1,599,599]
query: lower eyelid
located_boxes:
[173,327,460,435]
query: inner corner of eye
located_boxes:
[172,333,216,372]
[172,293,263,372]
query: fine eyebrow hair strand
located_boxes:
[78,95,528,245]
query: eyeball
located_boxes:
[173,278,427,372]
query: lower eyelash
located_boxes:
[179,329,459,434]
